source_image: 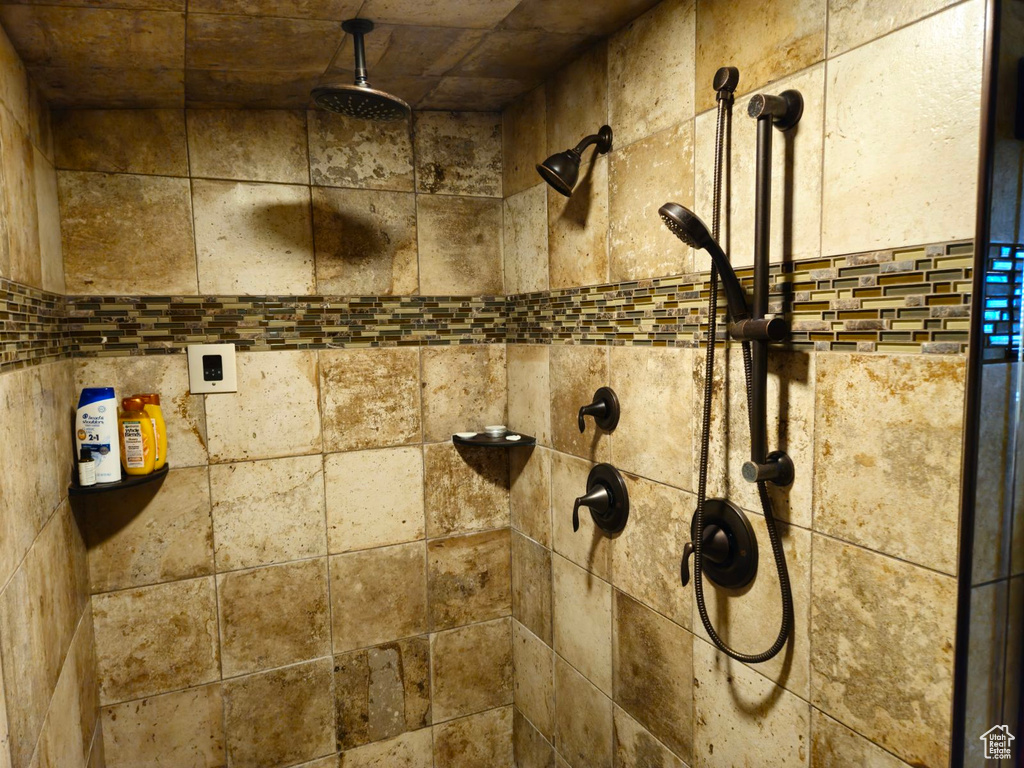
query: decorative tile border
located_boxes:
[0,239,977,373]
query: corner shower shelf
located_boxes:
[69,464,170,496]
[452,433,537,448]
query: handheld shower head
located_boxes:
[659,202,750,322]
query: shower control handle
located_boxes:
[572,464,629,535]
[577,387,620,433]
[573,484,610,532]
[680,525,731,586]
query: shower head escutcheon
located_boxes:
[713,66,739,102]
[311,19,411,122]
[536,125,613,197]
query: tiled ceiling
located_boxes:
[0,0,661,110]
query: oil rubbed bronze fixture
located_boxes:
[577,387,620,432]
[536,126,613,196]
[572,463,629,534]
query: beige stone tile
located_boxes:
[80,466,214,593]
[59,170,197,294]
[0,657,8,768]
[608,122,694,281]
[421,345,507,442]
[504,183,549,294]
[188,0,358,17]
[549,344,611,462]
[218,558,330,676]
[610,474,692,630]
[810,534,956,767]
[312,187,418,295]
[692,637,810,768]
[503,85,546,198]
[827,0,961,56]
[354,24,485,79]
[185,68,315,109]
[608,0,695,149]
[514,620,555,740]
[417,194,503,295]
[93,577,219,704]
[810,709,913,768]
[433,706,513,768]
[501,0,661,36]
[547,153,609,289]
[0,506,88,768]
[510,445,552,547]
[206,350,322,462]
[428,529,511,630]
[192,178,315,294]
[1,105,40,288]
[101,685,225,768]
[34,149,63,294]
[614,705,685,768]
[210,456,325,571]
[694,64,825,270]
[73,354,209,469]
[508,344,551,446]
[550,450,612,580]
[610,346,692,490]
[431,617,513,722]
[186,12,338,71]
[545,43,607,159]
[420,76,535,111]
[53,109,188,175]
[39,66,186,110]
[0,26,30,134]
[330,541,428,652]
[813,353,964,572]
[512,531,553,645]
[309,110,414,192]
[413,111,501,197]
[553,554,612,695]
[692,515,812,699]
[423,442,509,538]
[613,592,692,761]
[320,347,421,452]
[513,708,554,768]
[335,637,430,750]
[339,728,433,768]
[223,657,335,768]
[821,1,984,255]
[694,0,825,113]
[186,108,307,183]
[325,446,424,554]
[358,0,520,28]
[554,656,613,768]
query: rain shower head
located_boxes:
[659,202,750,322]
[312,19,411,121]
[537,125,613,196]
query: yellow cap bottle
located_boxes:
[134,393,167,470]
[119,397,156,475]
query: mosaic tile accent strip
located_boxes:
[0,277,67,373]
[981,243,1022,361]
[507,241,975,355]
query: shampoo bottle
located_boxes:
[134,393,167,470]
[76,387,121,484]
[119,397,156,476]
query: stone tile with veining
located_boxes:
[813,353,964,572]
[417,194,503,295]
[510,445,551,547]
[431,617,513,723]
[810,709,914,768]
[92,577,220,704]
[810,534,956,767]
[223,658,335,768]
[320,347,421,452]
[513,708,555,768]
[330,541,428,653]
[187,108,308,183]
[503,85,546,198]
[432,706,513,768]
[423,442,509,538]
[338,728,433,768]
[210,455,326,572]
[428,529,511,631]
[553,554,612,695]
[205,350,322,462]
[192,179,315,294]
[312,187,418,295]
[80,466,214,593]
[827,0,961,56]
[2,107,40,288]
[512,531,552,645]
[414,111,501,197]
[508,344,551,447]
[335,637,431,750]
[554,656,613,768]
[59,171,197,295]
[101,685,225,768]
[545,43,607,159]
[53,109,187,175]
[309,110,414,192]
[421,344,507,442]
[549,344,611,462]
[550,450,611,580]
[513,620,554,740]
[325,446,425,554]
[35,149,64,294]
[613,705,686,768]
[547,153,609,289]
[504,183,549,294]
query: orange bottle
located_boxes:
[119,397,156,475]
[134,393,167,470]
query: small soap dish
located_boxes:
[452,431,537,448]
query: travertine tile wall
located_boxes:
[502,1,984,767]
[60,108,519,766]
[0,21,102,768]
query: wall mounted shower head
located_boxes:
[311,19,411,121]
[537,125,613,196]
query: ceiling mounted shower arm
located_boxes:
[343,19,373,88]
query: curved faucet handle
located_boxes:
[681,541,694,586]
[577,401,607,433]
[576,387,620,433]
[573,484,610,533]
